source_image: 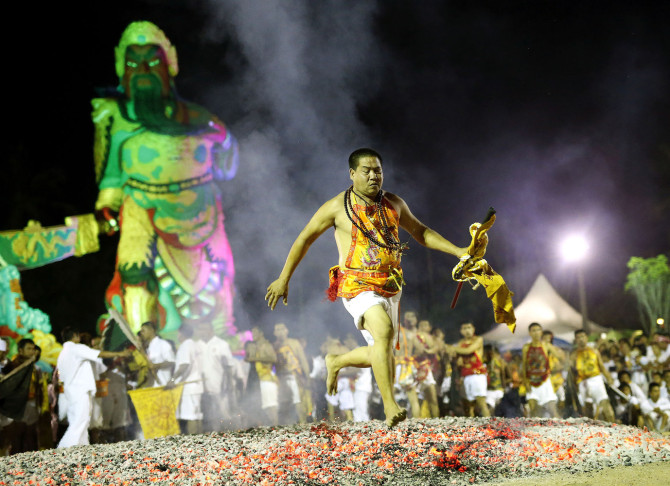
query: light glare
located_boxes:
[561,235,589,262]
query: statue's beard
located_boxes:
[130,75,176,129]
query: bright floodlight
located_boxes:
[561,235,589,262]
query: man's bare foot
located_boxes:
[384,406,407,428]
[325,354,340,395]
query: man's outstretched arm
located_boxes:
[266,198,338,310]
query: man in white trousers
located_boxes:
[57,327,130,448]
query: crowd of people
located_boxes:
[1,314,669,455]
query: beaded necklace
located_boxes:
[343,186,409,255]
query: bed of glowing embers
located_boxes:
[1,417,669,485]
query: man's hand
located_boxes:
[266,279,289,310]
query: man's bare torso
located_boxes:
[330,190,403,269]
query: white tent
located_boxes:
[481,273,610,350]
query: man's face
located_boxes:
[139,325,155,342]
[619,373,631,384]
[274,324,288,341]
[122,44,171,100]
[251,327,264,341]
[575,332,588,348]
[529,325,543,342]
[650,386,661,402]
[541,333,552,344]
[418,320,432,333]
[349,156,383,197]
[460,323,475,339]
[19,343,36,360]
[404,312,417,328]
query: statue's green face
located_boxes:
[122,44,171,100]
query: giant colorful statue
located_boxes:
[94,21,239,336]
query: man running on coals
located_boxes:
[266,148,467,427]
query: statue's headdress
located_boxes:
[115,21,179,79]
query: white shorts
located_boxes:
[555,383,566,402]
[418,369,437,388]
[463,374,487,401]
[260,380,279,409]
[578,375,609,407]
[486,389,504,409]
[278,374,301,405]
[353,390,370,422]
[526,378,558,406]
[342,290,401,346]
[177,393,203,421]
[325,377,354,410]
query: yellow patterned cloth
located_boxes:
[452,215,516,333]
[574,348,600,384]
[328,195,404,300]
[128,384,183,439]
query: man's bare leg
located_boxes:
[424,385,440,418]
[326,305,406,427]
[405,388,421,418]
[476,396,491,417]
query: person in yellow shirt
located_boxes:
[244,327,278,427]
[570,329,615,422]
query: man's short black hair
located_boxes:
[649,382,661,393]
[17,338,35,350]
[349,148,382,170]
[574,329,587,338]
[618,369,631,379]
[528,322,542,332]
[141,321,158,333]
[61,326,81,343]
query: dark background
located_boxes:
[2,1,669,351]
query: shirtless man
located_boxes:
[266,148,467,427]
[447,322,490,417]
[273,323,311,424]
[521,322,563,418]
[411,319,441,418]
[396,310,421,418]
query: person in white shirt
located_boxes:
[197,324,236,432]
[166,325,203,434]
[138,322,175,386]
[641,382,670,433]
[56,327,129,448]
[88,337,108,444]
[661,370,670,401]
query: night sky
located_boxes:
[2,0,669,349]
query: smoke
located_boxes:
[192,0,385,351]
[175,1,670,341]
